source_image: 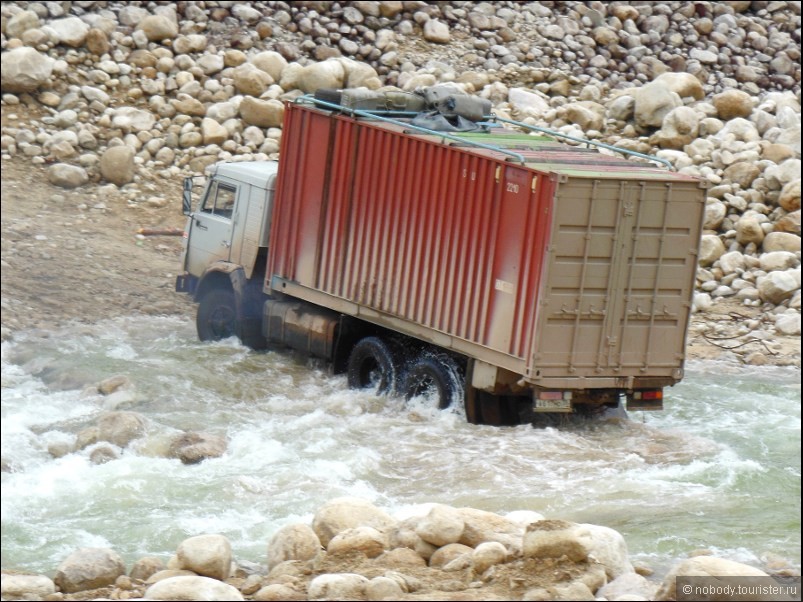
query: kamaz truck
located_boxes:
[175,90,706,425]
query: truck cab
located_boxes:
[176,161,278,345]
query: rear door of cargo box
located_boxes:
[530,175,705,381]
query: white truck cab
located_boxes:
[176,161,278,346]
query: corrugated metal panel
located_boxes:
[530,177,705,381]
[267,104,555,361]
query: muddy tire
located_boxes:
[403,354,463,410]
[196,288,237,342]
[347,336,404,395]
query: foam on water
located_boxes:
[1,316,799,577]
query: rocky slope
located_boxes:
[0,2,801,600]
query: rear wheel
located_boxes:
[347,336,404,395]
[403,354,463,410]
[196,289,237,341]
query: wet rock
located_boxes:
[176,533,232,581]
[54,547,126,593]
[167,431,227,464]
[89,444,119,464]
[97,411,146,448]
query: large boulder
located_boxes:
[297,60,346,94]
[239,97,285,128]
[415,504,465,547]
[327,526,388,558]
[655,556,769,601]
[653,106,700,149]
[712,89,755,120]
[1,46,54,93]
[472,541,508,575]
[779,179,801,212]
[509,88,551,118]
[758,271,799,304]
[699,235,726,267]
[96,411,146,447]
[652,72,705,101]
[111,107,156,133]
[232,62,274,97]
[523,520,633,580]
[312,497,397,547]
[54,548,126,593]
[267,523,322,569]
[5,10,40,39]
[634,81,682,128]
[0,574,56,600]
[100,145,136,186]
[175,534,232,581]
[136,14,178,42]
[47,16,90,47]
[458,507,528,553]
[250,51,288,82]
[763,232,801,253]
[563,101,605,132]
[47,163,89,189]
[168,432,227,464]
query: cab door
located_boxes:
[185,177,241,277]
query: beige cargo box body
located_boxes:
[528,171,706,389]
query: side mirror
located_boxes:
[182,177,193,215]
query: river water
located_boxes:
[1,315,800,579]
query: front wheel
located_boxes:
[196,288,237,341]
[402,354,464,410]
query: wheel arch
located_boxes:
[195,265,234,299]
[194,262,247,328]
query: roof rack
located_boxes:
[296,94,673,171]
[488,116,673,170]
[297,94,526,164]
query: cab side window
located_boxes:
[200,181,237,219]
